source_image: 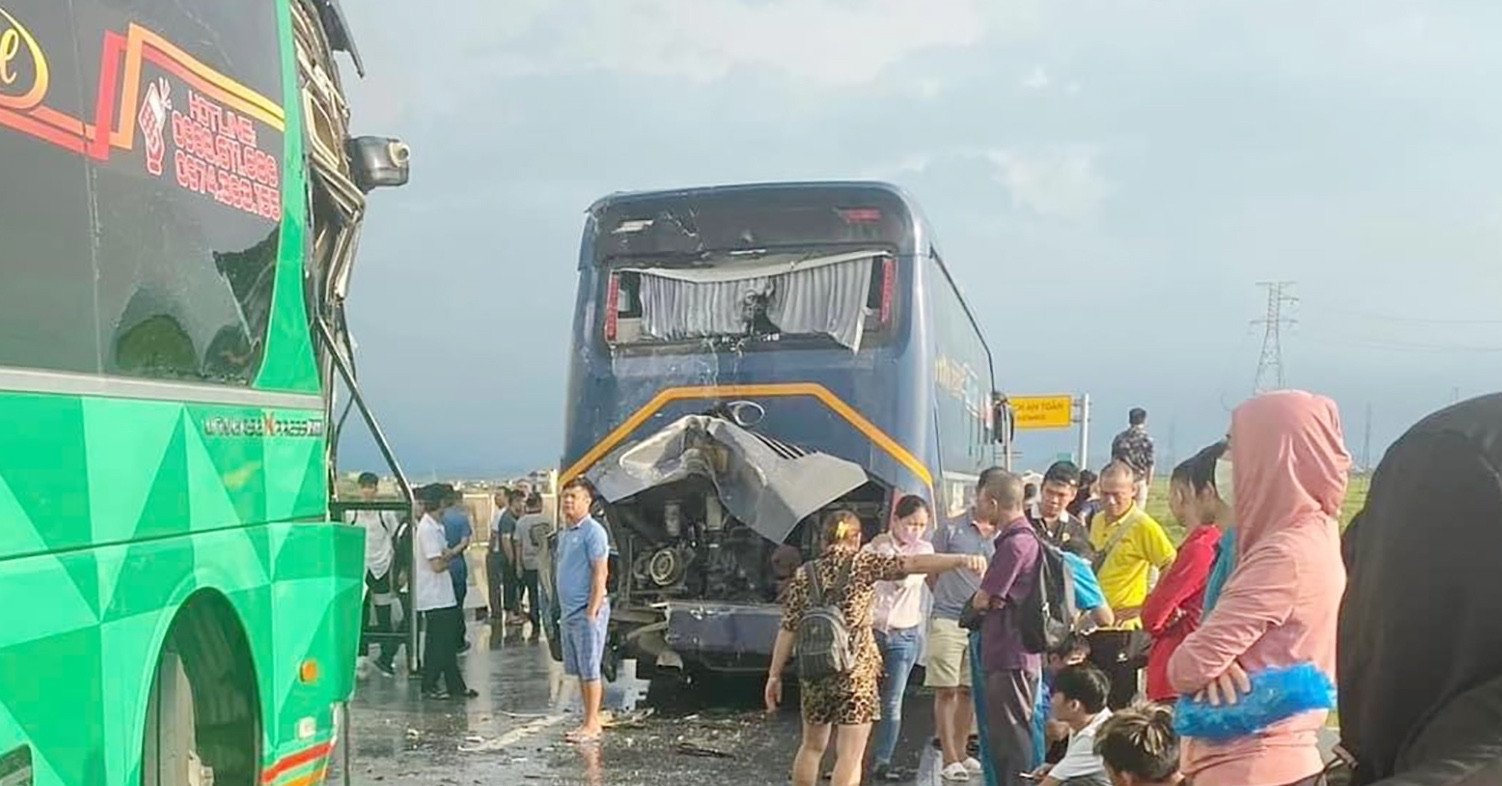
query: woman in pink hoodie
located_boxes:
[1167,390,1351,786]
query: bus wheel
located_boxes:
[143,593,261,786]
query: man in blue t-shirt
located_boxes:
[557,478,611,744]
[441,490,474,651]
[1033,543,1115,767]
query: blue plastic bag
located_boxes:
[1174,662,1336,742]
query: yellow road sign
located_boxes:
[1012,395,1074,430]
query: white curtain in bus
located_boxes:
[628,250,878,351]
[624,249,881,283]
[765,254,873,352]
[637,274,774,339]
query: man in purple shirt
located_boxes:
[971,468,1042,786]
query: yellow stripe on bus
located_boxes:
[560,382,933,491]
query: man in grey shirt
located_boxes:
[514,493,550,642]
[928,510,999,781]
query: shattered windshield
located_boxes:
[603,249,895,352]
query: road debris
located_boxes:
[604,708,656,729]
[675,740,734,759]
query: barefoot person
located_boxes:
[766,510,989,786]
[558,478,611,744]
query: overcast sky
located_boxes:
[335,0,1502,479]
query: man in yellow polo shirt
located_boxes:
[1087,461,1176,709]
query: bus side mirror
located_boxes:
[347,135,410,191]
[991,394,1013,444]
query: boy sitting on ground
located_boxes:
[1093,703,1184,786]
[1031,665,1113,786]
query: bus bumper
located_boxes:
[660,601,783,672]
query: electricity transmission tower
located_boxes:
[1252,281,1297,393]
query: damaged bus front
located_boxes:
[548,182,1005,681]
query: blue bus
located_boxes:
[551,181,1007,677]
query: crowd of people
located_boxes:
[347,388,1502,786]
[769,393,1358,786]
[344,474,552,687]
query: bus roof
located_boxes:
[584,180,943,261]
[588,180,922,219]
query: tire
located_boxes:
[143,647,202,786]
[143,594,261,786]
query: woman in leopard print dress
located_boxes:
[766,510,988,786]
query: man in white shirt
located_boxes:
[1032,665,1113,786]
[347,473,403,677]
[414,483,478,700]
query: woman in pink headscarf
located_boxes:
[1167,390,1352,786]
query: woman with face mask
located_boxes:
[863,495,935,782]
[1200,452,1239,615]
[1167,390,1351,786]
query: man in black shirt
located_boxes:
[1031,460,1094,560]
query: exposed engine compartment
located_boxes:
[565,412,896,674]
[623,489,777,603]
[609,477,888,606]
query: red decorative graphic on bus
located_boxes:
[0,6,286,220]
[137,77,169,176]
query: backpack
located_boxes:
[1003,527,1078,655]
[795,559,855,680]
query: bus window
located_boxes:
[0,2,100,375]
[602,251,896,352]
[88,0,286,385]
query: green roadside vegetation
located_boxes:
[1144,473,1371,543]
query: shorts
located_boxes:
[924,617,972,689]
[562,608,609,681]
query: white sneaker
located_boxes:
[941,762,972,782]
[963,757,984,774]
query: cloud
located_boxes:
[985,146,1112,220]
[461,0,990,86]
[1021,65,1050,91]
[862,145,1115,221]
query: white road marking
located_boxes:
[457,713,570,753]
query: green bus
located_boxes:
[0,1,408,785]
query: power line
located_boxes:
[1317,306,1502,326]
[1298,332,1502,353]
[1252,281,1297,393]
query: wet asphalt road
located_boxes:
[330,615,951,786]
[331,615,1337,786]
